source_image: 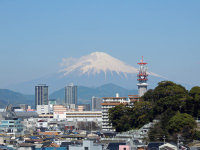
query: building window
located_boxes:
[84,147,89,150]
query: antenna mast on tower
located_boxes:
[137,56,148,97]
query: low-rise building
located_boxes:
[36,105,50,114]
[17,143,35,150]
[36,119,48,129]
[69,140,102,150]
[77,104,90,111]
[49,99,56,113]
[53,105,67,120]
[0,119,23,133]
[40,108,102,122]
[19,104,29,111]
[119,145,131,150]
[65,111,102,122]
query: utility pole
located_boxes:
[163,135,166,144]
[177,135,181,150]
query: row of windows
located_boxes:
[1,120,20,124]
[0,125,23,128]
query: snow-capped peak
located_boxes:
[60,52,161,77]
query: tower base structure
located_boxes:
[137,83,148,97]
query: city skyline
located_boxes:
[0,1,200,89]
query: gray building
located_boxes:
[69,140,102,150]
[65,83,77,107]
[92,96,102,111]
[19,104,28,111]
[78,104,90,111]
[35,84,48,107]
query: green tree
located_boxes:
[143,81,194,143]
[194,130,200,140]
[189,86,200,97]
[148,122,169,142]
[142,89,154,102]
[153,81,187,100]
[168,112,196,143]
[108,81,200,144]
[108,104,132,132]
[168,112,196,132]
[133,101,153,128]
[144,81,188,117]
[188,86,200,118]
[108,101,153,132]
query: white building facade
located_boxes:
[36,105,50,114]
[101,94,128,131]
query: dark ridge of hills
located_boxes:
[50,83,138,105]
[0,89,34,108]
[0,83,138,108]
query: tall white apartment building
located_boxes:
[65,83,77,108]
[101,93,128,131]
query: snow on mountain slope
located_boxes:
[60,52,161,78]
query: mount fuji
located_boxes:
[8,52,164,94]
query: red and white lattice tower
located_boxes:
[137,56,148,97]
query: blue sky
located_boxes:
[0,1,200,88]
